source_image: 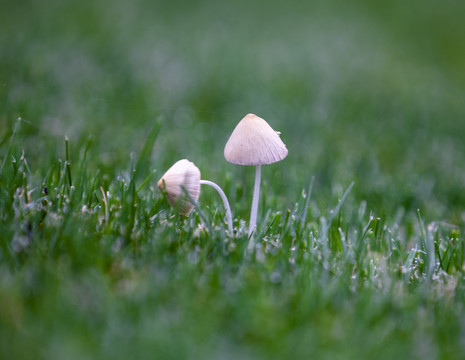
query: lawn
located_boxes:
[1,0,465,359]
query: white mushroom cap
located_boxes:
[224,113,288,165]
[157,159,201,216]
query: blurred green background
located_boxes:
[2,1,465,358]
[2,0,465,221]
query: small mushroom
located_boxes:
[158,159,233,233]
[224,113,288,236]
[157,159,201,216]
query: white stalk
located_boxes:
[200,180,233,234]
[249,165,261,236]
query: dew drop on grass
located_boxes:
[270,271,282,284]
[11,235,30,252]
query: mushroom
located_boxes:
[157,159,201,216]
[158,159,233,233]
[224,113,288,236]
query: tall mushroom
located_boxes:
[224,114,288,236]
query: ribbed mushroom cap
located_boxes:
[224,114,288,165]
[157,159,201,216]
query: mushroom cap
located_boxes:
[157,159,201,216]
[224,113,288,165]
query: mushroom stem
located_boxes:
[249,165,261,236]
[200,180,233,234]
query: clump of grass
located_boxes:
[1,120,464,359]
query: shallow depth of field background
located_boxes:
[1,0,465,359]
[2,0,465,219]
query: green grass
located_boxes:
[2,0,465,358]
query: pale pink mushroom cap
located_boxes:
[224,114,288,166]
[157,159,201,216]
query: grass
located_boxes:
[1,0,465,359]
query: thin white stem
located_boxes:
[249,165,261,236]
[200,180,233,234]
